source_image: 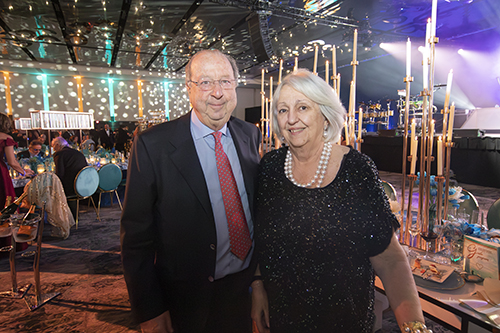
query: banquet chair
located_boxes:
[458,189,479,223]
[66,166,100,229]
[96,163,123,216]
[381,180,398,202]
[487,198,500,230]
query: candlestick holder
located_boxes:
[443,140,454,216]
[399,75,414,242]
[356,138,363,152]
[434,175,445,252]
[406,173,418,250]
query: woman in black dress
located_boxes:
[251,69,429,333]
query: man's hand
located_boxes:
[140,311,174,333]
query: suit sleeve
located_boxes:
[53,152,65,180]
[120,135,168,323]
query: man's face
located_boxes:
[186,51,237,131]
[51,140,62,152]
[104,124,109,131]
[29,144,42,156]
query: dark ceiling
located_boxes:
[0,0,499,108]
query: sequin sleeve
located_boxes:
[349,150,400,258]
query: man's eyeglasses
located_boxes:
[188,79,236,91]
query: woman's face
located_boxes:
[276,85,327,150]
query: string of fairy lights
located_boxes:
[0,71,191,122]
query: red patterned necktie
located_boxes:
[212,131,252,260]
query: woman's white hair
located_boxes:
[271,68,346,143]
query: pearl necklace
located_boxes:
[284,141,332,188]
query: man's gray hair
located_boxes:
[52,136,69,147]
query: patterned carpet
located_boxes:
[0,204,139,332]
[1,172,499,332]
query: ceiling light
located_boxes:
[13,30,36,39]
[65,34,88,46]
[36,35,60,43]
[308,39,325,45]
[9,40,32,48]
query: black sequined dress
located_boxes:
[255,147,399,333]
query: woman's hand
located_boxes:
[251,280,270,333]
[24,169,35,177]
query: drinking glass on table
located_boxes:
[420,220,438,260]
[408,217,420,257]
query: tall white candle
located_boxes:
[406,38,411,78]
[261,69,265,93]
[344,121,349,146]
[410,136,418,174]
[349,81,355,116]
[437,136,443,176]
[410,119,416,143]
[423,19,431,90]
[313,45,319,74]
[279,59,283,83]
[332,45,337,78]
[352,29,358,63]
[265,97,269,138]
[325,60,329,85]
[444,69,453,110]
[425,18,431,51]
[269,76,273,102]
[447,103,455,142]
[294,57,298,72]
[431,0,438,37]
[336,74,341,99]
[442,111,449,142]
[358,108,363,141]
[429,119,435,156]
[261,69,265,126]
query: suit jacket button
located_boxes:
[210,244,215,250]
[208,276,214,282]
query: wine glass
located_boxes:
[420,225,438,261]
[408,217,420,257]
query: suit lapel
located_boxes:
[169,113,213,218]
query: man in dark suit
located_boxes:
[51,137,88,218]
[17,140,43,159]
[120,49,261,333]
[99,123,115,149]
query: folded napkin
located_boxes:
[459,297,500,326]
[484,278,500,305]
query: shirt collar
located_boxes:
[190,110,228,140]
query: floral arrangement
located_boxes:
[20,156,44,172]
[415,173,470,222]
[435,221,500,245]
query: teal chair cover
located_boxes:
[70,166,100,228]
[381,180,398,202]
[458,189,479,223]
[487,199,500,230]
[98,164,122,191]
[75,167,99,197]
[97,163,123,213]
